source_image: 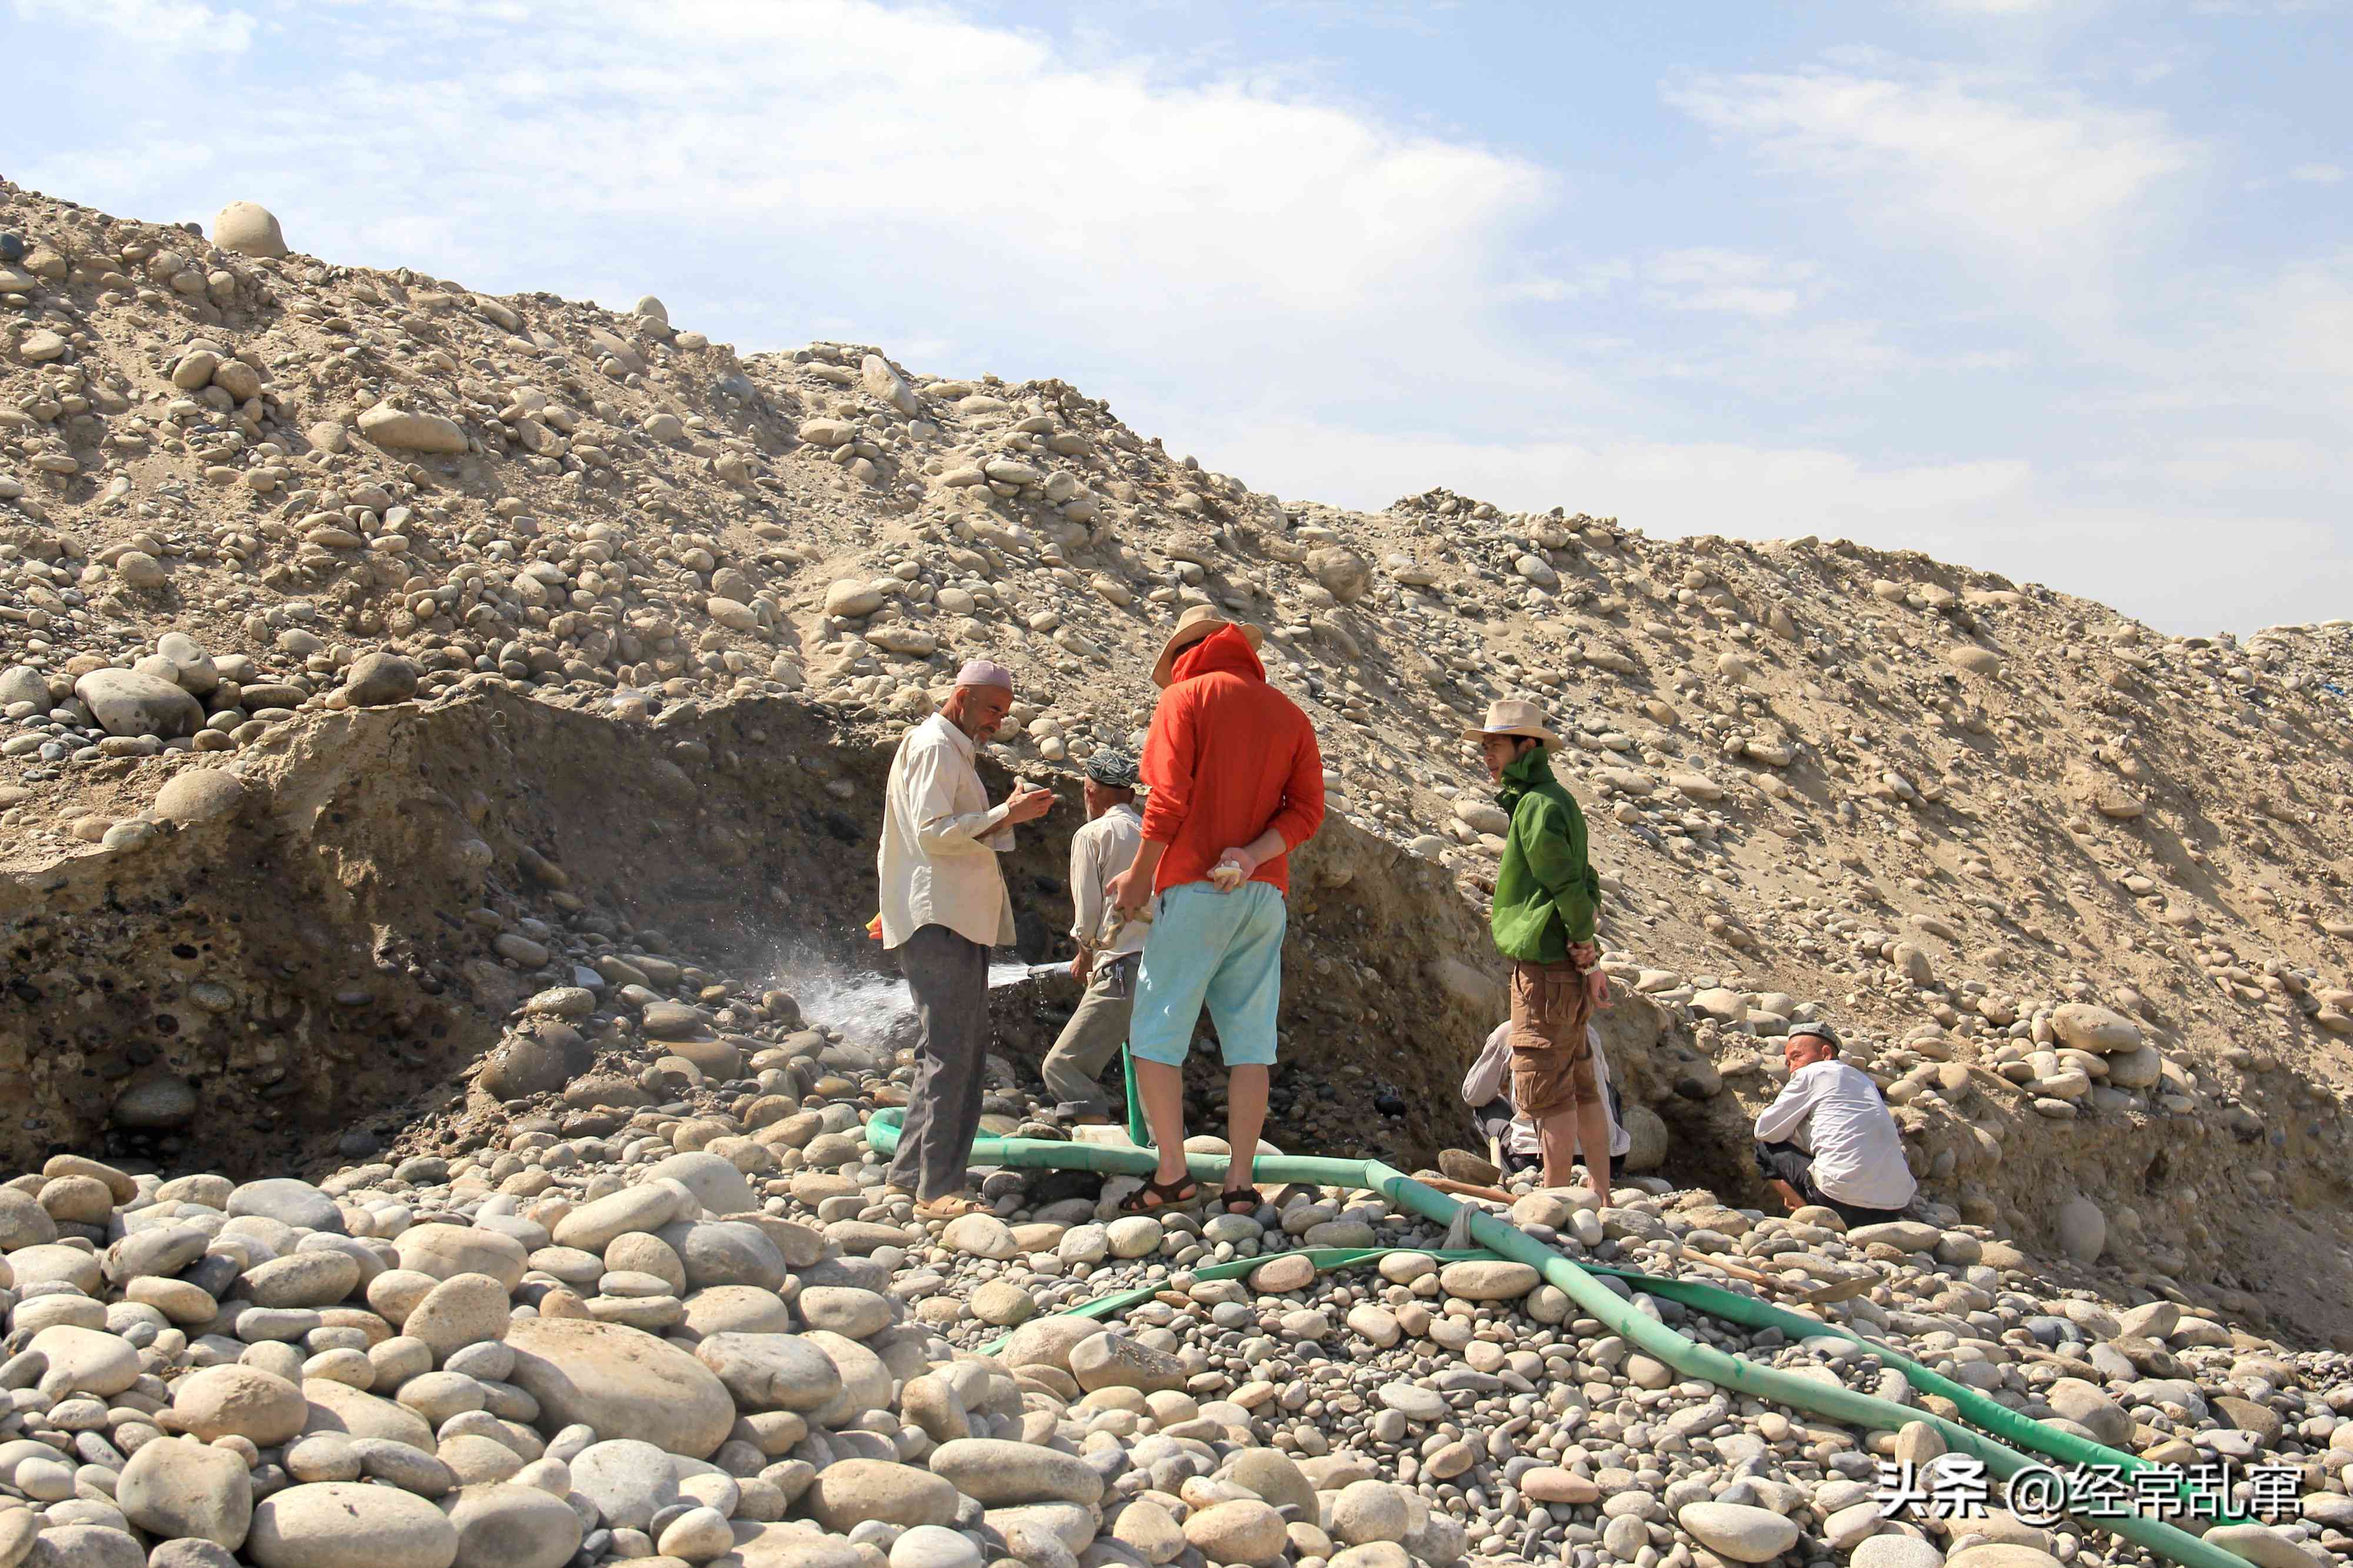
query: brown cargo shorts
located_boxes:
[1508,956,1597,1117]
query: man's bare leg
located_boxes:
[1536,1109,1581,1188]
[1576,1097,1612,1197]
[1223,1065,1268,1191]
[1135,1059,1190,1187]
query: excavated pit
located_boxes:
[0,688,1498,1178]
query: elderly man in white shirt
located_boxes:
[1752,1020,1917,1226]
[1041,750,1149,1125]
[877,660,1054,1217]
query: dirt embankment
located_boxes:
[0,685,1494,1175]
[11,679,2353,1340]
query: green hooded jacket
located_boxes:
[1489,742,1599,961]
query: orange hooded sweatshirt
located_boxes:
[1139,626,1326,896]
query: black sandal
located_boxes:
[1121,1175,1199,1215]
[1221,1163,1259,1214]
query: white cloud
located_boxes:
[16,0,1572,413]
[9,0,252,51]
[2290,162,2347,183]
[1642,248,1827,318]
[1175,414,2348,634]
[1925,0,2071,14]
[8,1,2344,637]
[1665,61,2201,276]
[1177,415,2033,535]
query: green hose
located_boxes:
[868,1109,2268,1568]
[975,1246,1502,1356]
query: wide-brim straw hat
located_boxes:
[1464,697,1562,748]
[1151,605,1265,689]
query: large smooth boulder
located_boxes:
[214,202,289,258]
[2049,1004,2142,1054]
[29,1324,141,1396]
[119,1435,254,1548]
[228,1179,345,1233]
[358,405,468,454]
[695,1332,842,1413]
[1185,1500,1288,1567]
[153,769,247,825]
[301,1377,437,1450]
[442,1483,583,1568]
[396,1225,528,1291]
[644,1152,758,1216]
[404,1273,513,1362]
[248,1482,458,1568]
[74,669,204,738]
[503,1316,733,1457]
[1678,1503,1801,1564]
[174,1365,308,1450]
[806,1459,959,1531]
[552,1184,690,1253]
[569,1439,681,1531]
[343,652,419,708]
[928,1439,1103,1507]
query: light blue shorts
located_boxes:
[1128,881,1287,1069]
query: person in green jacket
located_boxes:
[1468,698,1614,1191]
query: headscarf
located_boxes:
[1086,750,1139,790]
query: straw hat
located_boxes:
[1463,697,1561,748]
[1151,605,1265,689]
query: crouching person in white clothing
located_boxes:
[1448,1021,1631,1186]
[1752,1020,1917,1226]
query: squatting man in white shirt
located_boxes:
[1751,1019,1918,1227]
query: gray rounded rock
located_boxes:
[174,1364,308,1446]
[404,1273,514,1362]
[569,1439,681,1531]
[74,669,204,739]
[441,1482,584,1568]
[214,202,290,259]
[343,653,419,708]
[1679,1502,1801,1563]
[806,1459,958,1531]
[152,769,247,825]
[248,1482,458,1568]
[395,1225,528,1291]
[695,1331,842,1413]
[928,1438,1103,1507]
[118,1434,253,1548]
[25,1524,146,1568]
[504,1316,734,1458]
[228,1179,345,1235]
[1852,1537,1949,1568]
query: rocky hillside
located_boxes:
[5,183,2353,1568]
[2,179,2352,1331]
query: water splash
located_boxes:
[766,940,1038,1040]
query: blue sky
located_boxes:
[9,0,2349,633]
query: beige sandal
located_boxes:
[916,1194,985,1221]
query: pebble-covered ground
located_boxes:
[0,979,2347,1568]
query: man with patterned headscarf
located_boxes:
[1041,749,1147,1125]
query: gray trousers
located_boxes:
[886,924,991,1201]
[1041,955,1138,1118]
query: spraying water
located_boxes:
[766,939,1041,1039]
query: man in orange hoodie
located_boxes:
[1108,606,1325,1215]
